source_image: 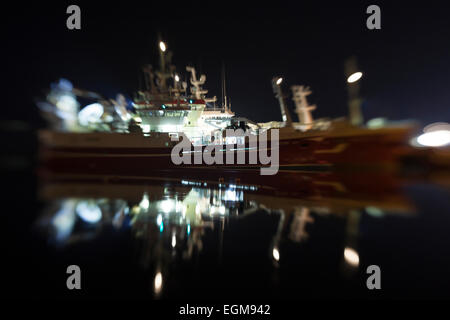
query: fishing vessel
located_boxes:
[37,41,442,176]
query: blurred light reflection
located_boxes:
[76,201,102,223]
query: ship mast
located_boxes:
[186,66,217,103]
[221,62,229,111]
[155,38,175,94]
[272,77,293,126]
[345,56,363,126]
[158,37,167,90]
[291,85,316,130]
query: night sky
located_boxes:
[3,1,450,125]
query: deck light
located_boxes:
[412,122,450,147]
[272,247,280,261]
[159,41,166,52]
[417,130,450,147]
[347,72,363,83]
[344,247,360,267]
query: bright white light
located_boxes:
[174,75,180,82]
[416,130,450,147]
[171,233,176,248]
[78,103,104,126]
[156,214,163,226]
[159,41,166,52]
[276,78,283,85]
[76,201,102,224]
[52,201,77,242]
[139,194,150,210]
[347,72,363,83]
[224,189,243,202]
[344,247,360,267]
[142,124,151,133]
[175,201,183,213]
[56,95,78,112]
[154,271,163,295]
[272,247,280,261]
[159,199,174,214]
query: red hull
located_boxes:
[38,126,424,176]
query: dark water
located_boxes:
[2,130,450,301]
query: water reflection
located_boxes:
[35,169,450,298]
[37,198,129,246]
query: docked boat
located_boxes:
[37,41,440,176]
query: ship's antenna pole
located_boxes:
[158,36,166,72]
[345,56,363,126]
[221,62,225,109]
[221,62,228,110]
[158,35,167,90]
[272,77,293,127]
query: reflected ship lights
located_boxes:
[153,270,163,297]
[34,168,450,298]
